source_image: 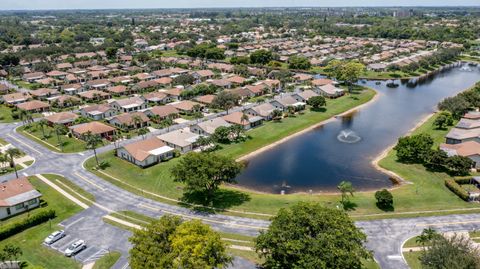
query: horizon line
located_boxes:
[1,5,480,12]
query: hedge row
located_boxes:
[445,179,470,201]
[0,209,56,240]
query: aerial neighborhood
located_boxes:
[0,4,479,269]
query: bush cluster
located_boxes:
[0,210,56,240]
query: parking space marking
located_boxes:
[57,238,79,252]
[84,249,108,263]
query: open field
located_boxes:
[0,176,83,269]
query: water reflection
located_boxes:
[236,64,480,194]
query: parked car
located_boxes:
[44,230,66,245]
[64,240,86,257]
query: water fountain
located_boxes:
[337,129,361,143]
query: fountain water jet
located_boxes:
[337,129,361,143]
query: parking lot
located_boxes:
[42,208,132,267]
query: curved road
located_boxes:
[3,121,480,269]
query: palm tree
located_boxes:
[337,180,355,206]
[0,153,8,173]
[37,119,48,139]
[131,115,143,129]
[149,114,160,124]
[240,112,249,125]
[137,127,149,140]
[85,131,103,166]
[5,148,21,178]
[54,124,67,151]
[3,244,22,268]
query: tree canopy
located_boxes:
[255,202,371,269]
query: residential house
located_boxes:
[16,100,50,112]
[0,177,42,220]
[190,118,231,136]
[194,94,216,106]
[440,141,480,168]
[85,79,110,90]
[143,105,179,121]
[51,95,81,108]
[291,89,319,102]
[316,84,345,98]
[270,95,305,111]
[2,92,31,105]
[79,104,116,120]
[109,97,147,113]
[169,100,204,114]
[245,103,277,120]
[108,112,150,130]
[117,137,174,168]
[142,92,170,105]
[78,90,111,101]
[45,111,79,126]
[70,121,116,139]
[30,88,59,100]
[62,83,84,95]
[222,111,263,130]
[106,85,129,96]
[161,88,183,101]
[157,129,201,153]
[22,72,45,82]
[191,70,215,82]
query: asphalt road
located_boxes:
[4,120,480,269]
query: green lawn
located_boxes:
[0,176,83,269]
[0,105,17,123]
[43,173,96,205]
[18,124,88,153]
[403,251,423,269]
[92,251,121,269]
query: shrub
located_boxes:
[0,210,56,240]
[374,189,394,210]
[445,179,469,201]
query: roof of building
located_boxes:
[446,128,480,140]
[222,111,262,126]
[157,129,200,147]
[147,105,179,118]
[456,118,480,130]
[169,100,203,111]
[110,112,149,125]
[195,94,216,105]
[440,141,480,157]
[195,118,231,134]
[70,121,116,135]
[122,137,173,162]
[0,177,42,207]
[16,100,50,111]
[45,111,79,124]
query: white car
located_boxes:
[64,240,86,257]
[44,230,66,245]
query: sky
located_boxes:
[1,0,479,10]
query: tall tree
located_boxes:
[170,220,232,268]
[5,148,21,178]
[212,91,240,113]
[337,180,355,206]
[420,234,480,269]
[84,131,103,166]
[37,119,48,139]
[255,202,371,269]
[170,152,243,204]
[129,215,182,269]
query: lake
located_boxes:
[236,64,480,193]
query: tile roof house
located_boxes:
[157,129,201,153]
[117,137,174,168]
[190,118,231,136]
[51,95,81,108]
[78,90,111,101]
[445,128,480,145]
[142,92,170,104]
[2,92,31,105]
[45,111,79,125]
[440,141,480,168]
[30,88,59,100]
[109,97,147,113]
[316,84,345,98]
[311,78,335,87]
[143,105,179,120]
[85,79,110,90]
[270,95,306,111]
[108,112,150,130]
[70,121,116,139]
[169,100,204,113]
[194,94,216,106]
[0,177,42,220]
[292,89,320,102]
[244,102,277,120]
[79,104,116,120]
[106,85,129,96]
[62,84,84,95]
[16,100,50,112]
[222,111,263,130]
[22,72,45,82]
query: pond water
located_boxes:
[236,64,480,194]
